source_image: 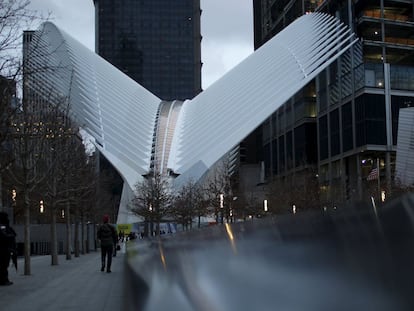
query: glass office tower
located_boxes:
[93,0,202,101]
[253,0,414,207]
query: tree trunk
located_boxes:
[81,212,85,255]
[156,221,160,236]
[149,221,153,236]
[144,220,149,237]
[0,176,2,210]
[74,217,80,257]
[23,190,31,275]
[50,209,58,265]
[93,223,97,251]
[85,223,89,253]
[65,202,72,260]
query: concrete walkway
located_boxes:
[0,249,125,311]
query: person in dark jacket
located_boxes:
[0,212,17,286]
[97,214,117,273]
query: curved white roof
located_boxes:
[26,22,161,188]
[26,13,357,221]
[170,13,358,185]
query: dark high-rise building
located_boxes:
[253,0,414,207]
[253,0,318,49]
[93,0,202,101]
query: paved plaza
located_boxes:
[0,250,126,311]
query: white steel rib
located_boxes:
[25,13,358,222]
[170,13,358,186]
[25,22,161,189]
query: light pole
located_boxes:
[149,203,154,236]
[219,194,224,224]
[263,199,268,213]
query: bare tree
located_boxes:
[0,77,17,212]
[5,98,64,274]
[0,1,45,209]
[203,159,237,224]
[171,180,207,231]
[240,190,263,219]
[6,92,92,270]
[0,0,50,275]
[35,107,72,265]
[193,186,210,228]
[130,172,172,237]
[69,147,97,258]
[39,112,97,264]
[266,169,320,215]
[0,1,43,83]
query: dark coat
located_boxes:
[0,212,17,271]
[97,223,117,247]
[0,212,16,252]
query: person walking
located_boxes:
[97,214,117,273]
[0,212,17,286]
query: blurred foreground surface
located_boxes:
[124,193,414,311]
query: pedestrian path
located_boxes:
[0,250,125,311]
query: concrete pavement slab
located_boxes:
[0,250,125,311]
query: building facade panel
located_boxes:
[94,0,202,101]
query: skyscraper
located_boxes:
[93,0,202,101]
[253,0,414,206]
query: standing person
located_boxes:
[0,212,17,286]
[97,214,117,273]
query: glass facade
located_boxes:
[94,0,202,101]
[319,115,328,160]
[253,0,414,205]
[294,123,317,167]
[355,94,387,146]
[341,102,353,152]
[390,65,414,91]
[330,109,340,156]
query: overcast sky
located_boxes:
[27,0,253,89]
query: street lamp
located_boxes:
[263,199,268,212]
[39,200,44,213]
[148,203,153,236]
[381,190,386,202]
[219,194,224,224]
[230,196,237,222]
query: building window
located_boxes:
[342,102,353,152]
[286,131,293,170]
[319,115,328,160]
[272,139,278,174]
[355,94,386,146]
[278,135,285,172]
[330,109,340,156]
[390,64,414,91]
